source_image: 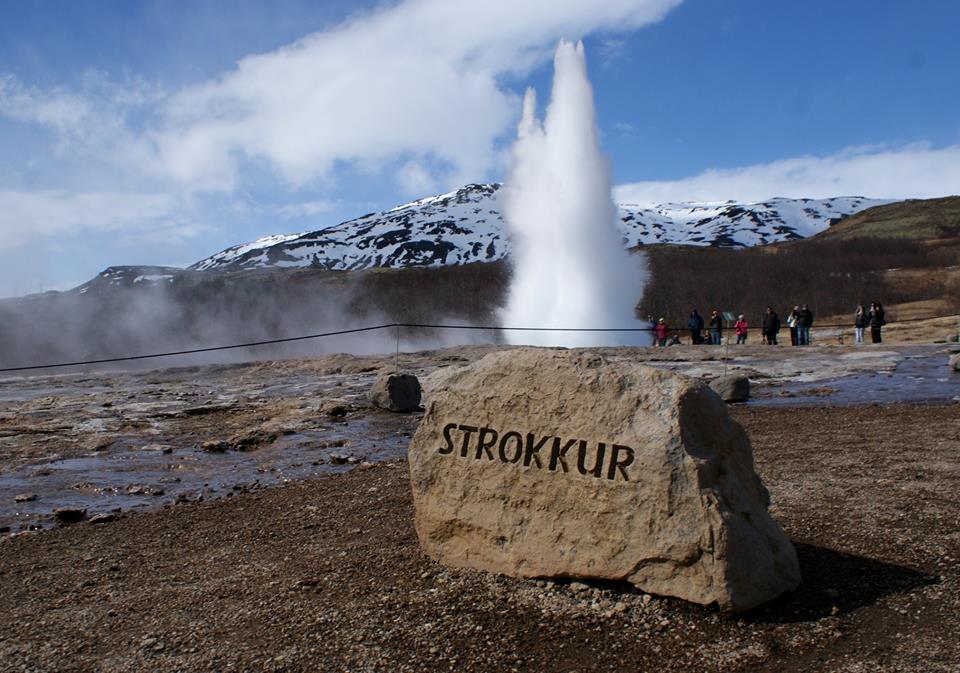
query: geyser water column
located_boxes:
[501,40,648,348]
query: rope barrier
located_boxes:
[0,313,956,374]
[0,324,395,373]
[399,314,957,332]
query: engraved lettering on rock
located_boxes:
[438,422,634,482]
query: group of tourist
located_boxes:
[647,301,887,346]
[854,302,887,344]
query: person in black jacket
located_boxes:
[796,304,814,345]
[687,309,704,344]
[869,302,886,343]
[709,309,723,345]
[762,307,781,345]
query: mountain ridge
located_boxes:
[188,183,891,274]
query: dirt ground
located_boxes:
[0,359,959,672]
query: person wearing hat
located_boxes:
[734,314,749,344]
[654,317,670,347]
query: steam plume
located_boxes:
[501,40,648,347]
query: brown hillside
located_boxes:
[813,195,960,249]
[638,197,960,332]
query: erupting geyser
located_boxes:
[501,40,648,347]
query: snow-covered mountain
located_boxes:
[73,266,184,294]
[191,183,889,272]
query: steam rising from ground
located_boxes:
[0,265,508,374]
[501,41,648,347]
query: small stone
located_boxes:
[949,353,960,372]
[14,493,38,503]
[89,513,118,525]
[201,440,228,453]
[53,507,87,525]
[319,400,352,417]
[369,374,422,413]
[709,374,751,403]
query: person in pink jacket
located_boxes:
[734,314,749,344]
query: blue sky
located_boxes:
[0,0,958,297]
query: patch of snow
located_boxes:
[133,274,175,283]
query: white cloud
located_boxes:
[275,199,337,219]
[0,189,200,249]
[597,38,628,68]
[148,0,682,191]
[612,121,637,138]
[396,159,439,196]
[2,0,683,196]
[0,75,92,137]
[0,72,161,165]
[614,143,960,205]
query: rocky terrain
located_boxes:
[0,401,956,669]
[0,344,958,671]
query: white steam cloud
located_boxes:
[501,41,648,348]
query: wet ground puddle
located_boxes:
[0,417,416,533]
[750,348,959,406]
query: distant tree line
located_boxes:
[636,236,957,326]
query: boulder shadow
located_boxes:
[741,542,939,624]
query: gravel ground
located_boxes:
[0,402,958,672]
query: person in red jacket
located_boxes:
[734,314,749,344]
[654,318,670,347]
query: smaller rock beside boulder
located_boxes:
[319,399,353,417]
[949,353,960,372]
[710,374,751,403]
[370,374,422,413]
[53,508,87,525]
[202,429,278,453]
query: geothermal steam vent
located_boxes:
[408,349,800,612]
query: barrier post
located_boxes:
[395,324,401,374]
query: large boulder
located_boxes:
[710,374,751,402]
[409,348,800,612]
[370,374,422,413]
